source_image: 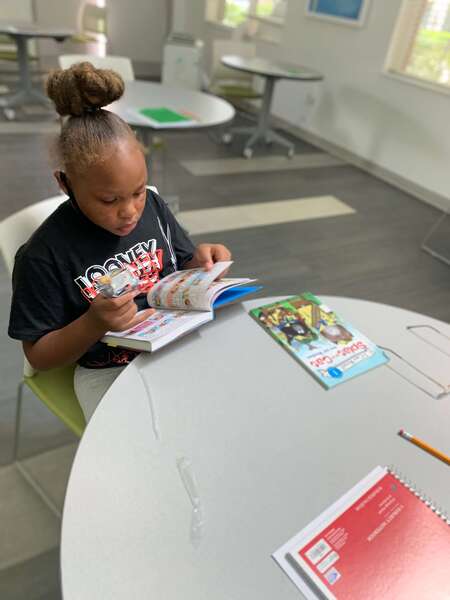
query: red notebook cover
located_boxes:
[287,468,450,599]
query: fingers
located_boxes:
[194,244,232,270]
[108,289,140,308]
[212,244,232,262]
[93,289,137,309]
[195,244,214,270]
[112,308,155,333]
[128,308,156,328]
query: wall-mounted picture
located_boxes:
[306,0,370,27]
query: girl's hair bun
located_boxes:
[46,61,125,117]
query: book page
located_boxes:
[104,309,210,351]
[147,261,233,311]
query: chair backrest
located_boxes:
[0,195,67,275]
[1,187,158,378]
[211,40,256,82]
[0,186,159,275]
[58,54,135,81]
[0,195,67,377]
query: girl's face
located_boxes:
[58,137,148,237]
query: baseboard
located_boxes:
[241,100,449,213]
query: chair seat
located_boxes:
[70,33,97,44]
[25,364,86,437]
[0,51,38,62]
[213,84,262,99]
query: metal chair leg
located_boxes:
[421,211,450,267]
[12,380,62,519]
[12,380,24,462]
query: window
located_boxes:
[223,0,251,27]
[386,0,450,90]
[254,0,287,21]
[207,0,286,28]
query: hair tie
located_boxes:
[84,105,101,115]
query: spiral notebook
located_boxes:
[273,466,450,600]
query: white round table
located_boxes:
[61,297,450,600]
[0,22,74,109]
[221,55,323,158]
[108,79,235,131]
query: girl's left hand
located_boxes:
[190,243,232,271]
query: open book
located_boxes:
[101,261,259,352]
[273,466,450,600]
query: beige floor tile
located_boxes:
[181,152,346,176]
[0,465,60,569]
[22,443,78,511]
[178,195,355,235]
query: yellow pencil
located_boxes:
[398,429,450,466]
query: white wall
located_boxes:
[172,0,205,39]
[0,0,34,20]
[107,0,168,62]
[34,0,80,58]
[201,0,449,208]
[34,0,169,64]
[270,0,450,207]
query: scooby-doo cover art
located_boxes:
[250,293,388,389]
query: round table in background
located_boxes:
[0,22,74,110]
[221,55,323,158]
[108,79,235,132]
[61,296,450,599]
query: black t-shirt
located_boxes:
[8,189,195,368]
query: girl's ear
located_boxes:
[54,170,69,196]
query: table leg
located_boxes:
[0,35,52,109]
[242,76,275,156]
[240,76,294,158]
[137,127,180,214]
[17,36,32,94]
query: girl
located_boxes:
[8,62,231,421]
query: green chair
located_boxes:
[0,196,86,518]
[207,40,262,147]
[208,40,262,102]
[71,2,108,46]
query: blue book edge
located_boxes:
[213,285,263,309]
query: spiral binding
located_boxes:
[387,466,450,526]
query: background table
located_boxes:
[221,55,323,158]
[61,296,450,600]
[108,79,235,132]
[0,23,74,109]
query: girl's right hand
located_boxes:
[87,291,155,333]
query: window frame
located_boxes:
[206,0,286,28]
[384,0,450,94]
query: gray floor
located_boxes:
[1,73,449,598]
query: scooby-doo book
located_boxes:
[249,293,388,389]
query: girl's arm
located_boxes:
[23,291,154,371]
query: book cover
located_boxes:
[139,107,192,123]
[273,466,450,600]
[249,293,388,389]
[127,107,197,128]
